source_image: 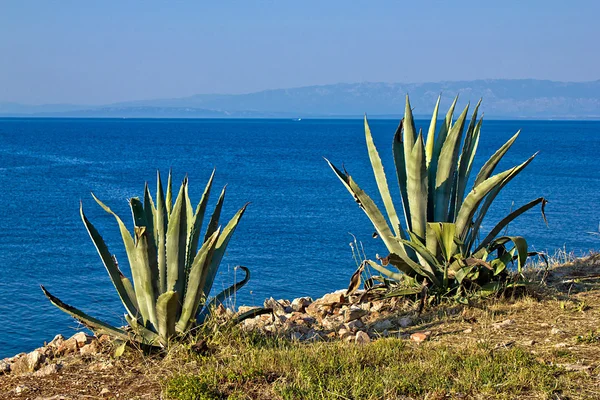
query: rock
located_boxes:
[345,319,365,332]
[57,337,79,355]
[100,387,111,396]
[80,340,100,356]
[522,339,536,346]
[303,329,322,342]
[344,306,367,322]
[321,315,344,331]
[290,331,302,341]
[72,332,92,346]
[14,385,30,394]
[321,290,346,305]
[98,334,112,345]
[35,396,67,400]
[11,350,45,374]
[410,331,431,343]
[372,319,393,332]
[554,342,568,348]
[463,328,473,334]
[291,297,312,312]
[264,297,287,315]
[551,327,563,335]
[47,334,65,348]
[238,306,260,314]
[371,300,386,312]
[492,319,514,329]
[398,316,413,328]
[355,331,371,345]
[34,363,62,377]
[1,360,10,375]
[88,361,114,372]
[558,363,592,372]
[338,328,353,340]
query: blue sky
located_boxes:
[1,1,598,104]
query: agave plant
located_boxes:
[42,170,259,346]
[328,96,546,296]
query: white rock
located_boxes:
[34,363,62,377]
[291,297,312,312]
[345,319,365,332]
[492,319,514,329]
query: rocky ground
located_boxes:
[2,255,600,399]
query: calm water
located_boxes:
[0,118,599,358]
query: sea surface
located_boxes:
[0,118,599,358]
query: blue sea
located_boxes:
[1,118,599,358]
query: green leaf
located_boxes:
[41,285,130,341]
[166,178,188,296]
[392,119,411,231]
[156,291,179,343]
[473,131,520,188]
[365,115,402,237]
[156,171,168,294]
[434,103,469,222]
[406,133,428,240]
[79,202,139,320]
[488,236,529,273]
[133,225,158,330]
[204,186,226,243]
[425,95,441,167]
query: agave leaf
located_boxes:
[425,95,441,166]
[473,131,520,188]
[156,291,179,343]
[186,170,215,276]
[41,285,130,341]
[366,259,405,281]
[131,198,160,300]
[434,103,469,222]
[487,236,529,273]
[124,314,161,345]
[465,153,537,251]
[392,119,411,230]
[200,204,248,299]
[79,203,139,320]
[326,160,407,257]
[133,225,158,329]
[204,186,226,243]
[166,179,188,295]
[91,193,148,322]
[475,197,547,253]
[156,171,168,294]
[406,133,428,240]
[176,229,220,333]
[451,100,481,219]
[455,153,537,244]
[166,169,173,215]
[403,95,417,154]
[399,233,442,272]
[203,265,251,315]
[231,307,272,325]
[364,115,401,237]
[428,222,457,263]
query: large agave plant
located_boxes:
[328,96,546,295]
[42,170,256,346]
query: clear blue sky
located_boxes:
[1,1,598,105]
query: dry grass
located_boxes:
[3,255,600,399]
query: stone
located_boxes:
[14,385,30,394]
[264,297,287,315]
[522,339,536,346]
[11,350,45,374]
[410,331,431,343]
[338,328,353,340]
[558,363,592,372]
[492,319,514,329]
[100,388,112,396]
[0,361,10,376]
[540,323,550,328]
[291,297,312,312]
[345,319,365,332]
[355,331,371,345]
[321,315,344,331]
[47,334,65,348]
[290,331,302,341]
[303,329,322,342]
[71,332,92,346]
[238,306,260,314]
[372,319,393,332]
[57,337,79,355]
[80,340,100,356]
[344,306,368,322]
[463,328,473,334]
[551,327,563,335]
[34,363,62,377]
[398,316,413,328]
[98,334,112,345]
[371,300,386,312]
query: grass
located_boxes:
[164,333,568,400]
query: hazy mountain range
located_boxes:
[1,79,599,119]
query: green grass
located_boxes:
[163,331,569,400]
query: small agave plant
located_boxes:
[42,170,259,347]
[328,95,546,298]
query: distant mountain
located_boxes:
[2,79,599,119]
